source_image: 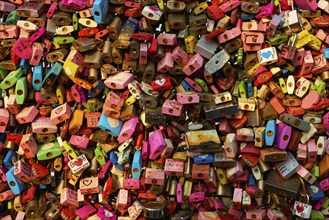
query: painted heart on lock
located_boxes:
[54,106,63,114]
[155,79,166,86]
[262,51,272,59]
[296,204,304,213]
[73,158,83,166]
[82,179,93,186]
[74,136,85,145]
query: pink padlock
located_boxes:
[267,209,287,220]
[313,198,325,210]
[157,52,174,73]
[13,160,32,183]
[219,0,241,12]
[157,33,176,46]
[172,46,189,67]
[50,103,71,124]
[148,130,166,160]
[46,2,58,18]
[16,106,39,124]
[218,27,241,44]
[116,189,129,209]
[117,117,138,144]
[292,48,305,67]
[319,178,329,191]
[35,92,51,105]
[139,42,148,65]
[0,1,15,12]
[0,109,9,133]
[236,128,254,141]
[176,92,200,104]
[176,183,183,204]
[227,161,244,180]
[105,91,124,111]
[307,139,317,163]
[31,117,57,134]
[69,135,89,150]
[162,99,183,117]
[295,0,318,11]
[183,53,204,76]
[145,168,165,185]
[0,168,6,182]
[188,192,205,203]
[6,95,21,115]
[97,207,117,220]
[29,27,46,43]
[255,2,275,19]
[20,134,38,158]
[164,159,184,176]
[299,50,314,75]
[233,188,243,209]
[0,190,15,202]
[219,118,233,135]
[104,72,134,90]
[124,178,140,190]
[246,209,267,219]
[60,188,79,208]
[75,205,97,220]
[297,143,307,164]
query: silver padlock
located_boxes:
[293,177,312,219]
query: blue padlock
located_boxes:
[41,62,62,90]
[323,48,329,59]
[119,17,138,38]
[247,82,253,98]
[307,183,325,201]
[248,172,255,186]
[241,12,256,20]
[181,80,195,92]
[98,113,123,137]
[131,150,142,179]
[194,154,214,164]
[19,59,30,74]
[265,120,276,146]
[32,63,43,91]
[6,166,25,195]
[89,80,105,98]
[109,151,124,170]
[3,150,17,169]
[92,0,109,24]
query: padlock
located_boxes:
[293,178,312,219]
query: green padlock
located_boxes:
[311,210,324,220]
[82,98,104,111]
[282,63,295,73]
[5,11,20,25]
[322,197,329,209]
[0,69,8,81]
[37,142,61,160]
[239,81,247,98]
[63,141,78,159]
[15,77,27,105]
[53,36,75,45]
[315,77,326,96]
[103,87,110,96]
[94,145,106,166]
[194,78,209,92]
[311,165,320,177]
[266,34,289,45]
[0,68,23,90]
[72,13,78,31]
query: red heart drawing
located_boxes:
[73,158,83,166]
[296,204,304,213]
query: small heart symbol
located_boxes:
[73,158,83,166]
[155,79,166,86]
[74,136,85,145]
[296,204,304,213]
[262,51,272,59]
[82,179,93,186]
[54,106,63,114]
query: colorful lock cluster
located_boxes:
[2,0,329,219]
